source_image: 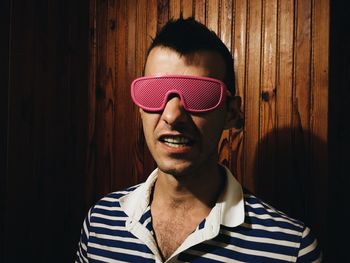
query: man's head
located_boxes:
[146,17,235,95]
[134,18,241,178]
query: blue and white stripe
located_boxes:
[76,168,321,262]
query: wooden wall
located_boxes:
[5,0,349,262]
[87,0,328,252]
[1,0,90,262]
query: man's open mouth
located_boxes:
[160,136,194,148]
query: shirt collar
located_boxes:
[217,165,245,227]
[119,165,245,228]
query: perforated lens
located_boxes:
[131,75,227,113]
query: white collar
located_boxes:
[119,165,245,228]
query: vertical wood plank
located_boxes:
[310,0,329,248]
[206,0,219,33]
[260,0,277,135]
[103,0,118,192]
[311,1,329,142]
[194,0,205,23]
[205,0,222,169]
[232,0,248,182]
[94,0,113,197]
[147,0,158,49]
[169,0,181,19]
[157,0,169,31]
[134,0,149,183]
[275,0,295,214]
[219,0,233,51]
[233,0,247,99]
[257,0,278,202]
[127,0,140,186]
[182,0,193,18]
[291,0,312,223]
[86,0,97,208]
[277,0,294,130]
[112,0,141,190]
[218,0,233,168]
[294,0,311,136]
[135,0,147,84]
[243,0,262,190]
[127,0,137,87]
[112,0,138,188]
[143,0,158,178]
[114,0,131,189]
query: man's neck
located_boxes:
[151,164,225,211]
[150,164,225,260]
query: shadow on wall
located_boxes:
[251,127,327,254]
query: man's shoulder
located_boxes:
[241,188,305,235]
[234,189,322,261]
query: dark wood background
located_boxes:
[1,0,349,262]
[1,0,90,262]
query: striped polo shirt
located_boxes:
[76,166,321,262]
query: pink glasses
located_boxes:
[130,75,230,113]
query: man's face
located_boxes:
[141,46,232,178]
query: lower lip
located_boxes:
[160,141,194,154]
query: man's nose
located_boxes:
[161,96,189,126]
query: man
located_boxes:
[76,18,321,262]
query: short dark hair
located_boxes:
[147,17,235,95]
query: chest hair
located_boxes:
[152,210,200,260]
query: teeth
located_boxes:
[164,142,187,148]
[162,136,190,147]
[162,136,190,144]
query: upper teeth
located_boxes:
[162,136,190,144]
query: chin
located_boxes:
[157,161,196,178]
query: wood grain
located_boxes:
[257,0,278,203]
[309,0,329,248]
[219,0,233,49]
[169,0,181,19]
[126,0,139,187]
[95,0,114,197]
[114,0,132,189]
[231,0,247,182]
[135,0,150,183]
[194,0,206,23]
[143,0,158,178]
[182,0,193,18]
[243,0,262,190]
[218,0,233,168]
[294,0,311,138]
[147,0,158,49]
[291,0,312,222]
[233,0,247,99]
[206,0,219,33]
[157,0,169,31]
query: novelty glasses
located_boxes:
[130,75,230,113]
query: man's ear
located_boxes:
[224,96,244,130]
[139,107,144,118]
